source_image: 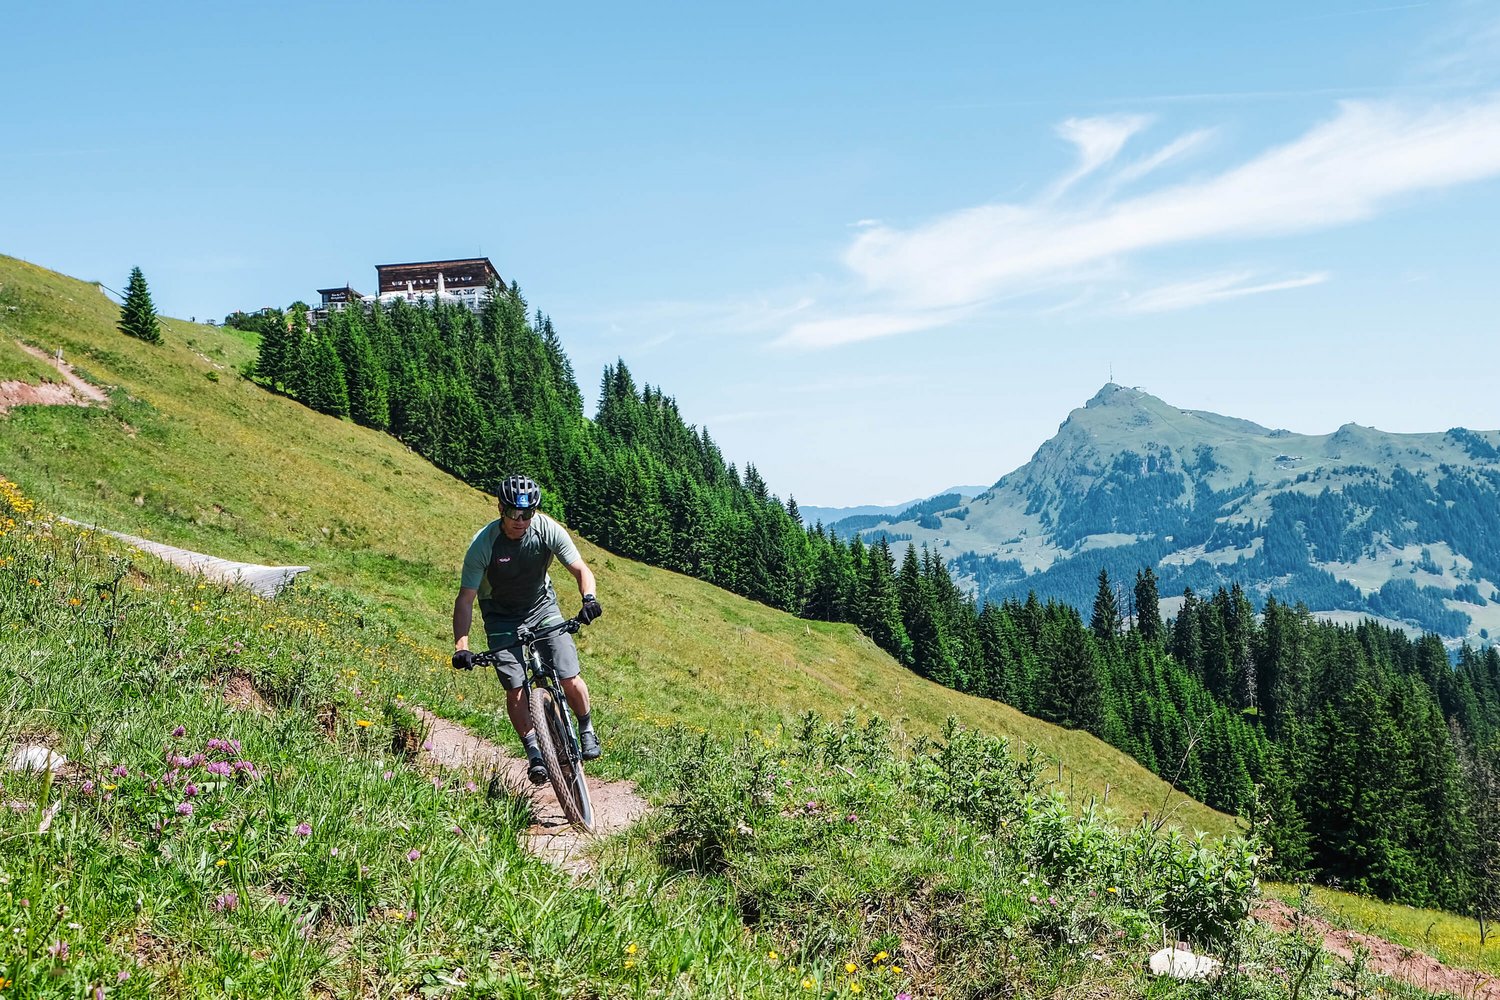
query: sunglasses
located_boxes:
[503,507,537,521]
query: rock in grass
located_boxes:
[8,745,67,772]
[1148,946,1220,980]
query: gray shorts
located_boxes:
[483,630,581,690]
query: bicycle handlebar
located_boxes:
[470,616,582,667]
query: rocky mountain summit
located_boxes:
[836,384,1500,640]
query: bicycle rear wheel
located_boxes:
[528,687,593,832]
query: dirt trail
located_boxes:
[415,708,649,876]
[0,341,109,412]
[1253,899,1499,998]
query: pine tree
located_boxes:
[1134,567,1163,645]
[1091,568,1121,644]
[118,266,162,344]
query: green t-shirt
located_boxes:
[460,513,582,625]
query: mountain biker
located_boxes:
[451,474,602,785]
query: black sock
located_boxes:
[579,712,594,733]
[523,734,540,759]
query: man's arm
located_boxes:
[565,559,596,601]
[453,587,479,651]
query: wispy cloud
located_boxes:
[773,94,1500,349]
[1045,115,1152,198]
[1117,271,1330,314]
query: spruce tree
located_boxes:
[118,266,162,344]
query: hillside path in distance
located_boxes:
[0,340,110,412]
[59,518,310,597]
[1253,900,1500,998]
[415,707,649,877]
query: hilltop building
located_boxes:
[316,286,365,312]
[375,258,501,310]
[308,258,503,324]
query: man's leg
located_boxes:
[505,686,532,741]
[559,674,590,720]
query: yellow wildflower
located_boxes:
[216,859,228,867]
[768,950,779,961]
[850,984,862,994]
[68,597,82,606]
[845,963,857,974]
[802,979,815,991]
[355,719,373,728]
[873,951,888,963]
[625,942,638,956]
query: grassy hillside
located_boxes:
[0,253,1232,837]
[7,255,1500,998]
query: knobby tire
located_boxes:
[528,687,592,832]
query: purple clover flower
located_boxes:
[213,891,239,912]
[171,725,186,737]
[176,802,193,816]
[295,822,312,837]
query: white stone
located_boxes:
[8,745,66,772]
[1148,947,1220,981]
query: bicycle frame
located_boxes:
[475,616,593,832]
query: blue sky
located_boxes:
[6,2,1500,506]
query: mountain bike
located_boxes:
[473,617,594,832]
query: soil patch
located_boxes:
[0,341,109,412]
[1253,898,1500,998]
[414,707,649,876]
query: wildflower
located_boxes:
[215,859,227,868]
[465,781,477,793]
[802,979,815,990]
[213,891,239,912]
[407,848,421,862]
[873,951,888,963]
[850,984,862,995]
[49,939,69,960]
[382,770,393,780]
[275,893,289,906]
[205,761,231,776]
[330,847,339,856]
[176,802,193,816]
[768,950,779,960]
[846,963,857,974]
[625,942,638,956]
[846,813,858,823]
[171,725,186,737]
[112,765,128,777]
[624,959,637,969]
[185,783,199,797]
[295,823,312,837]
[82,780,95,794]
[68,597,82,606]
[118,971,130,981]
[1106,886,1118,894]
[892,965,904,975]
[355,719,372,728]
[897,994,912,1000]
[422,740,433,751]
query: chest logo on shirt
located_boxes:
[493,557,512,564]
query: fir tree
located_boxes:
[118,266,162,344]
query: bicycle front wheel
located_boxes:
[528,687,593,832]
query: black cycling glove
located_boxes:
[452,649,475,670]
[578,595,603,624]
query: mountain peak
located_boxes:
[1085,382,1154,408]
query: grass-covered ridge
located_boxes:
[0,252,1232,835]
[2,482,1477,999]
[4,253,1499,996]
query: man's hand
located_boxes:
[452,649,475,671]
[578,594,603,624]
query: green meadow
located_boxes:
[2,254,1493,998]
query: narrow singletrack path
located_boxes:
[415,707,649,876]
[58,517,310,597]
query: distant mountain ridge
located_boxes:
[800,486,989,529]
[865,384,1500,641]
